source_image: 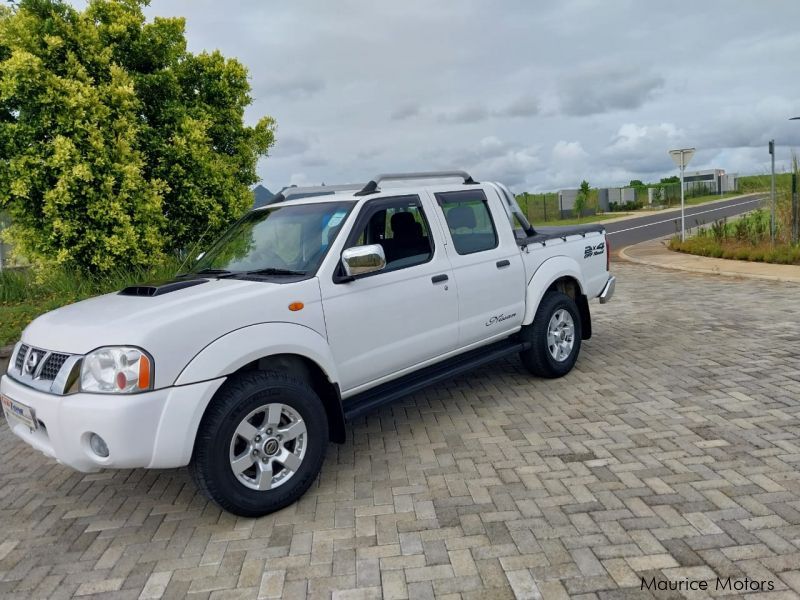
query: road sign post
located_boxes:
[669,148,696,242]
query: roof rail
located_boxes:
[271,183,365,203]
[355,170,478,196]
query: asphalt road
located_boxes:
[605,194,767,250]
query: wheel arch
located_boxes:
[546,276,591,340]
[230,353,346,444]
[523,257,590,338]
[176,323,347,447]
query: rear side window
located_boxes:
[435,190,498,255]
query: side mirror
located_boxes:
[341,244,386,277]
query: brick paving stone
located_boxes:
[1,263,800,598]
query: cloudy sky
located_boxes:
[140,0,800,192]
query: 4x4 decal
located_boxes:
[584,242,605,259]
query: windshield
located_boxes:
[190,201,353,275]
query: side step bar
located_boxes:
[342,338,530,421]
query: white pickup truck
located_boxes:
[1,171,614,516]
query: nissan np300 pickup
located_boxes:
[1,171,615,516]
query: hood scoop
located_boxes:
[119,278,209,297]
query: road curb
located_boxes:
[619,237,800,284]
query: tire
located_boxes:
[189,370,328,517]
[519,291,582,378]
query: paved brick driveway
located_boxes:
[1,263,800,599]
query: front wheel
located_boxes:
[189,371,328,517]
[519,291,582,378]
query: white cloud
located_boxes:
[607,123,683,155]
[552,140,588,161]
[493,95,540,118]
[270,134,311,158]
[558,66,664,116]
[468,140,541,187]
[390,103,420,121]
[479,148,541,187]
[696,96,800,150]
[288,172,314,187]
[253,75,325,100]
[436,105,490,124]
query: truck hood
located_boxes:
[21,277,326,388]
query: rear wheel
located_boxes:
[189,370,328,517]
[519,291,582,378]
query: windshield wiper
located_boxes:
[175,268,234,278]
[195,268,234,275]
[177,268,241,279]
[242,267,307,277]
[182,267,307,279]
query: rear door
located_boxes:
[432,187,526,349]
[321,194,459,393]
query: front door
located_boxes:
[321,194,458,393]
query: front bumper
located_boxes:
[599,275,616,304]
[0,374,225,473]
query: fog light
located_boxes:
[89,433,109,458]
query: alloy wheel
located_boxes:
[547,309,575,362]
[228,403,307,491]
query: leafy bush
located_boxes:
[0,0,275,274]
[609,200,644,212]
[710,218,727,242]
[670,232,799,265]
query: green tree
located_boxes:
[660,175,680,184]
[629,179,644,187]
[0,0,275,273]
[574,179,590,217]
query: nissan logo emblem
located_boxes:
[24,351,40,375]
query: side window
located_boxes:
[347,196,434,273]
[435,190,499,255]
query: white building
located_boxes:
[683,169,738,194]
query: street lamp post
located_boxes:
[669,148,696,242]
[790,118,800,244]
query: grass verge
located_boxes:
[682,192,743,207]
[670,237,800,264]
[0,260,183,346]
[668,208,800,265]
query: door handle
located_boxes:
[496,260,511,269]
[431,274,449,284]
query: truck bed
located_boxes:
[523,223,606,245]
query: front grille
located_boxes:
[8,344,76,395]
[15,344,29,371]
[40,353,69,380]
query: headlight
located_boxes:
[80,347,153,393]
